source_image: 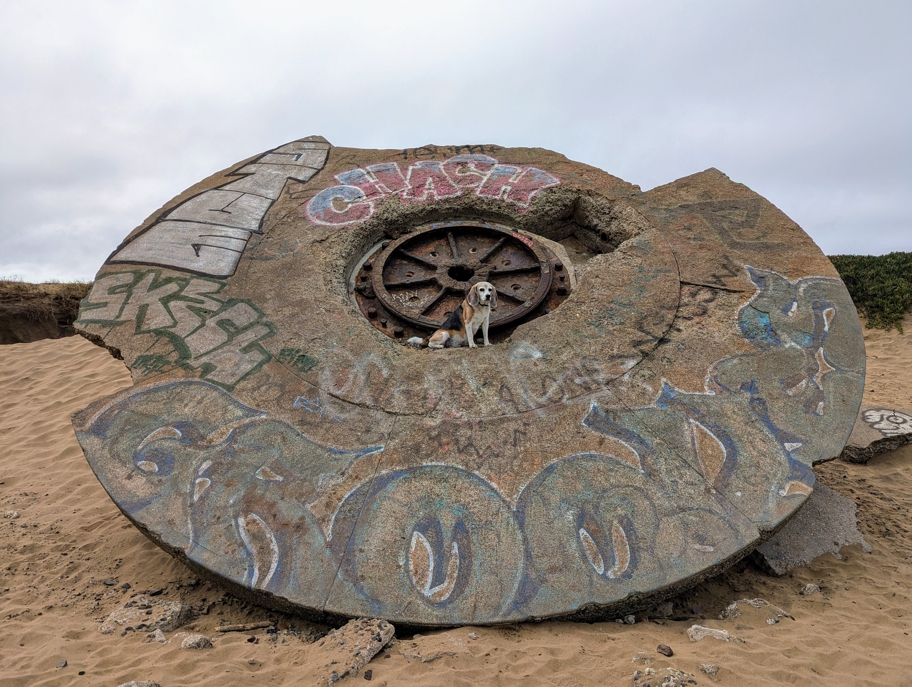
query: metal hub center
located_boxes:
[447,265,476,282]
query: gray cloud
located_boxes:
[1,0,909,280]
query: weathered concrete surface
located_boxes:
[840,405,912,463]
[73,139,866,626]
[753,483,871,575]
[99,594,193,635]
[309,618,394,684]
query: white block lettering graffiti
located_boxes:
[111,138,330,278]
[78,270,275,389]
[306,154,560,226]
[862,409,912,437]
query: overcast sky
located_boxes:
[1,0,909,282]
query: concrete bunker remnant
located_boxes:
[74,139,865,627]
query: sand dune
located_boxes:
[1,324,911,686]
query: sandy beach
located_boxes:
[1,321,911,686]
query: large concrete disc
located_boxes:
[73,138,865,625]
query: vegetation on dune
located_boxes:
[829,252,912,333]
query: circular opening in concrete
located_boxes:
[352,220,574,344]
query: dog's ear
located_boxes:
[467,284,479,307]
[490,287,498,310]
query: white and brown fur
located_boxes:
[408,282,497,349]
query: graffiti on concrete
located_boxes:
[73,136,869,626]
[305,154,559,226]
[588,267,863,526]
[73,263,863,625]
[74,379,752,624]
[862,409,912,437]
[110,138,329,278]
[74,380,383,606]
[77,270,275,389]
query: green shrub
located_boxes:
[829,252,912,333]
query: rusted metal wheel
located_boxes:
[370,221,555,329]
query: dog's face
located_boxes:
[469,282,496,309]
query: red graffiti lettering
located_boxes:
[477,165,560,207]
[402,161,461,201]
[305,154,561,226]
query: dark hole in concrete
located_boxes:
[448,265,475,282]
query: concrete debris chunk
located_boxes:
[687,624,738,642]
[100,594,192,635]
[753,483,871,576]
[637,667,696,687]
[660,668,698,687]
[179,633,213,649]
[840,405,912,463]
[141,629,167,643]
[313,618,394,685]
[399,648,456,663]
[719,598,793,622]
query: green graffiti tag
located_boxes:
[278,348,318,374]
[78,270,275,389]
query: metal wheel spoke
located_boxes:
[420,286,451,315]
[384,276,438,289]
[447,232,460,261]
[490,264,541,276]
[495,288,527,303]
[397,250,438,270]
[478,238,507,264]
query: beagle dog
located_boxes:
[408,281,497,349]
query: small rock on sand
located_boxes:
[801,583,821,596]
[720,598,793,623]
[3,511,19,519]
[635,667,698,687]
[180,633,213,650]
[660,668,698,686]
[657,643,674,657]
[700,664,720,676]
[141,629,167,644]
[117,682,162,687]
[99,594,192,635]
[687,624,735,642]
